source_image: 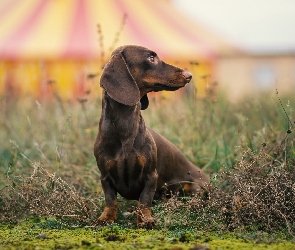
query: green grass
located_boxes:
[0,91,293,182]
[0,91,295,249]
[1,218,295,249]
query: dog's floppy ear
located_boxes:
[100,53,140,106]
[140,94,149,110]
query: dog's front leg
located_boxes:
[137,170,158,229]
[96,177,118,225]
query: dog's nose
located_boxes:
[182,71,192,82]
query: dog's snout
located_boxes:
[182,71,192,82]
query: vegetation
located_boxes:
[0,90,295,249]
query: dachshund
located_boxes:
[94,45,209,228]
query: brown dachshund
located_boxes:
[94,45,209,228]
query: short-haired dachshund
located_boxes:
[94,45,209,229]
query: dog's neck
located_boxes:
[101,92,146,157]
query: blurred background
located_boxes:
[0,0,294,100]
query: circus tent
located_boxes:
[0,0,237,99]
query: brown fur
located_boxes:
[94,45,209,228]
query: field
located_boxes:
[0,90,295,249]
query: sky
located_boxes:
[173,0,295,54]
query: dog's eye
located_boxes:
[148,55,155,62]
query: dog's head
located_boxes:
[100,45,192,110]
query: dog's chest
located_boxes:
[104,153,149,199]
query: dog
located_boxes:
[94,45,209,228]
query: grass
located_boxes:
[0,90,295,249]
[1,219,295,249]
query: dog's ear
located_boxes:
[140,94,149,110]
[100,53,140,106]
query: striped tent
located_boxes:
[0,0,236,99]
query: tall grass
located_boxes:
[0,91,294,233]
[145,92,294,172]
[1,91,294,186]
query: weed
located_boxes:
[0,92,295,240]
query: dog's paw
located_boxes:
[93,207,117,226]
[136,207,155,229]
[93,214,116,226]
[93,218,113,226]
